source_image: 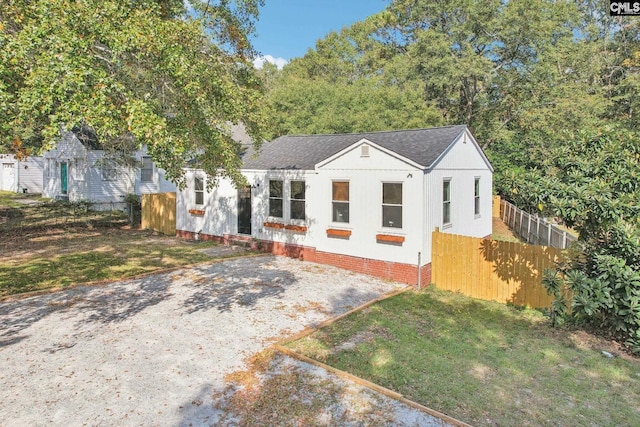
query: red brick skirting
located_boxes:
[176,229,431,286]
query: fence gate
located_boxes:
[141,192,176,235]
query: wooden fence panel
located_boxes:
[431,229,564,308]
[141,192,176,235]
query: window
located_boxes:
[290,180,306,220]
[102,162,117,181]
[269,180,283,218]
[382,183,402,228]
[443,179,451,225]
[141,156,153,183]
[194,176,204,205]
[474,177,480,216]
[332,181,349,223]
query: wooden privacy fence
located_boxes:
[431,229,564,308]
[141,192,176,235]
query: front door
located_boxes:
[60,162,68,194]
[1,163,16,192]
[237,186,252,235]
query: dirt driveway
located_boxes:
[0,256,445,426]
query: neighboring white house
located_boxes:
[43,130,176,209]
[0,154,45,194]
[176,125,493,286]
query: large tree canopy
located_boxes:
[0,0,269,185]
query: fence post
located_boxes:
[562,231,567,249]
[547,221,552,247]
[526,213,532,243]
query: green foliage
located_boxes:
[0,0,269,186]
[518,127,640,352]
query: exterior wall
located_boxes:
[43,138,171,206]
[176,228,431,287]
[314,141,425,266]
[43,133,88,200]
[0,154,44,193]
[134,146,177,195]
[175,129,492,286]
[421,131,493,263]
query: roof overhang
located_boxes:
[426,128,494,173]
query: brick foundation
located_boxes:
[176,230,431,287]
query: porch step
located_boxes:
[227,236,254,248]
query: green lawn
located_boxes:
[285,287,640,426]
[0,192,250,297]
[0,231,233,297]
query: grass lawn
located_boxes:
[285,287,640,426]
[0,192,250,297]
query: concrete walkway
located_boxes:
[0,256,446,426]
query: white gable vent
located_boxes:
[360,144,370,157]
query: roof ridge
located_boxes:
[280,124,467,138]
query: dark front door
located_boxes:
[237,186,252,235]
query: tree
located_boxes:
[0,0,269,185]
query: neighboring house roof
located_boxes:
[241,125,469,170]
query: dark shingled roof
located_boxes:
[241,125,468,170]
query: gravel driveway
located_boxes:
[0,255,446,426]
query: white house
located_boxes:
[0,154,44,194]
[43,130,176,209]
[176,125,493,286]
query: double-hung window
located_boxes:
[141,156,153,183]
[443,179,452,225]
[382,183,402,228]
[194,176,204,205]
[332,181,349,223]
[101,161,117,181]
[269,180,283,218]
[290,180,306,220]
[474,177,480,216]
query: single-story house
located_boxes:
[43,130,176,209]
[176,125,493,286]
[0,154,44,194]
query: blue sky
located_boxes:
[251,0,390,68]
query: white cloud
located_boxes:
[253,55,289,70]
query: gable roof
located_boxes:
[241,125,468,170]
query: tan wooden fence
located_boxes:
[141,192,176,235]
[431,229,564,308]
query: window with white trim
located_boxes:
[290,180,306,220]
[141,156,153,183]
[382,182,402,228]
[332,181,349,223]
[269,180,283,218]
[101,161,117,181]
[474,177,480,216]
[443,179,452,225]
[194,175,204,205]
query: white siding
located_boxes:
[133,146,177,195]
[43,137,171,207]
[421,131,493,263]
[315,142,425,265]
[0,155,44,193]
[177,129,493,269]
[177,143,427,266]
